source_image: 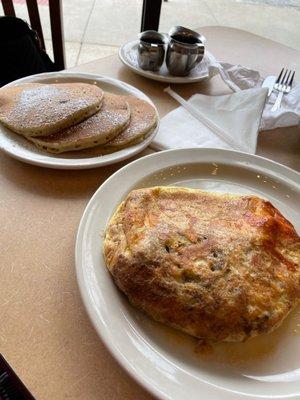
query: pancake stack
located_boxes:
[0,82,158,154]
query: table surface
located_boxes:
[0,26,299,400]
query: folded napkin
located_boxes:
[219,63,300,131]
[152,87,267,153]
[152,60,299,153]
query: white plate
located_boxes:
[0,72,159,169]
[119,39,217,83]
[76,148,300,400]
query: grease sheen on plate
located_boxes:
[76,149,300,400]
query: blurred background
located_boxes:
[1,0,299,68]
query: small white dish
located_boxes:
[0,72,159,169]
[76,148,300,400]
[119,39,217,83]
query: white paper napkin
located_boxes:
[213,62,300,131]
[152,87,267,154]
[152,58,299,154]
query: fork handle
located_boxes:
[271,91,284,112]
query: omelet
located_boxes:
[0,82,103,137]
[104,186,300,342]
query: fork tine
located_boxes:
[276,68,284,83]
[284,70,291,85]
[288,71,295,88]
[280,69,288,85]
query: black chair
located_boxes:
[1,0,65,70]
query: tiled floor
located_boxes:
[1,0,299,68]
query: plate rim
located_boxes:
[75,148,300,400]
[119,39,214,84]
[0,71,159,169]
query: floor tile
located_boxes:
[45,40,81,68]
[159,0,218,32]
[83,0,142,45]
[77,43,118,66]
[205,0,300,50]
[62,0,94,42]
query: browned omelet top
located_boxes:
[104,187,300,342]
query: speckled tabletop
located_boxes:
[0,27,299,400]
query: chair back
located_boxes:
[1,0,65,70]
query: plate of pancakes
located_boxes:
[0,72,159,169]
[76,148,300,400]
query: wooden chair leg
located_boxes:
[26,0,45,50]
[2,0,16,17]
[49,0,65,70]
[141,0,162,32]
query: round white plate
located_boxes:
[76,148,300,400]
[119,39,217,83]
[0,72,159,169]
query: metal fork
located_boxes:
[271,68,295,112]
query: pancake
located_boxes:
[0,82,103,137]
[28,92,130,154]
[104,187,300,342]
[101,95,158,151]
